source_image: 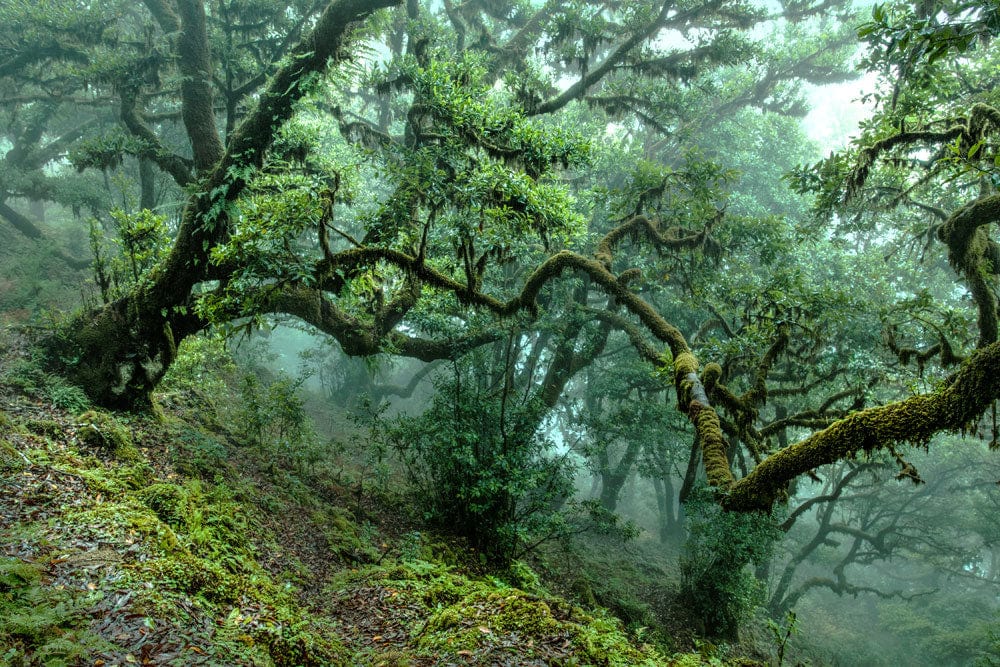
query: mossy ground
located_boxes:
[0,331,760,666]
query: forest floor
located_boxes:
[0,330,766,666]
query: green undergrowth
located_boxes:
[335,558,663,665]
[0,557,113,666]
[1,408,350,666]
[534,532,687,650]
[0,356,91,414]
[330,558,748,666]
[1,334,761,666]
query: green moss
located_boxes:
[67,498,184,553]
[247,608,350,667]
[418,586,661,665]
[135,479,257,574]
[23,419,64,439]
[674,352,698,378]
[690,403,734,489]
[315,506,375,562]
[140,482,190,528]
[76,410,138,460]
[500,559,544,592]
[701,363,722,384]
[1,438,27,473]
[338,559,662,665]
[117,460,154,488]
[137,553,243,604]
[68,458,153,494]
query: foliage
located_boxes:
[5,0,1000,661]
[88,207,170,304]
[766,611,798,667]
[0,558,112,666]
[158,332,240,421]
[680,488,781,640]
[0,356,90,413]
[236,370,322,472]
[382,355,576,566]
[332,558,667,666]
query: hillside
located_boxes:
[0,330,764,666]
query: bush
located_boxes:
[383,356,575,567]
[169,426,228,479]
[0,356,89,412]
[236,371,320,472]
[680,487,780,641]
[159,333,238,404]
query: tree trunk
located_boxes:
[47,0,400,409]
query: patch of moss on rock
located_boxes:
[69,459,153,493]
[417,587,662,665]
[248,607,350,667]
[76,410,139,461]
[136,553,244,605]
[141,482,190,528]
[23,418,63,439]
[339,559,665,666]
[1,437,26,473]
[66,498,184,553]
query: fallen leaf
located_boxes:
[478,626,492,634]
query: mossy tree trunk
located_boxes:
[49,0,400,409]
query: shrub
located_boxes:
[236,371,320,472]
[679,487,781,641]
[383,357,575,567]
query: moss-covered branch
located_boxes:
[725,339,1000,511]
[119,84,195,187]
[937,193,1000,346]
[263,284,500,361]
[315,246,692,358]
[594,215,712,271]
